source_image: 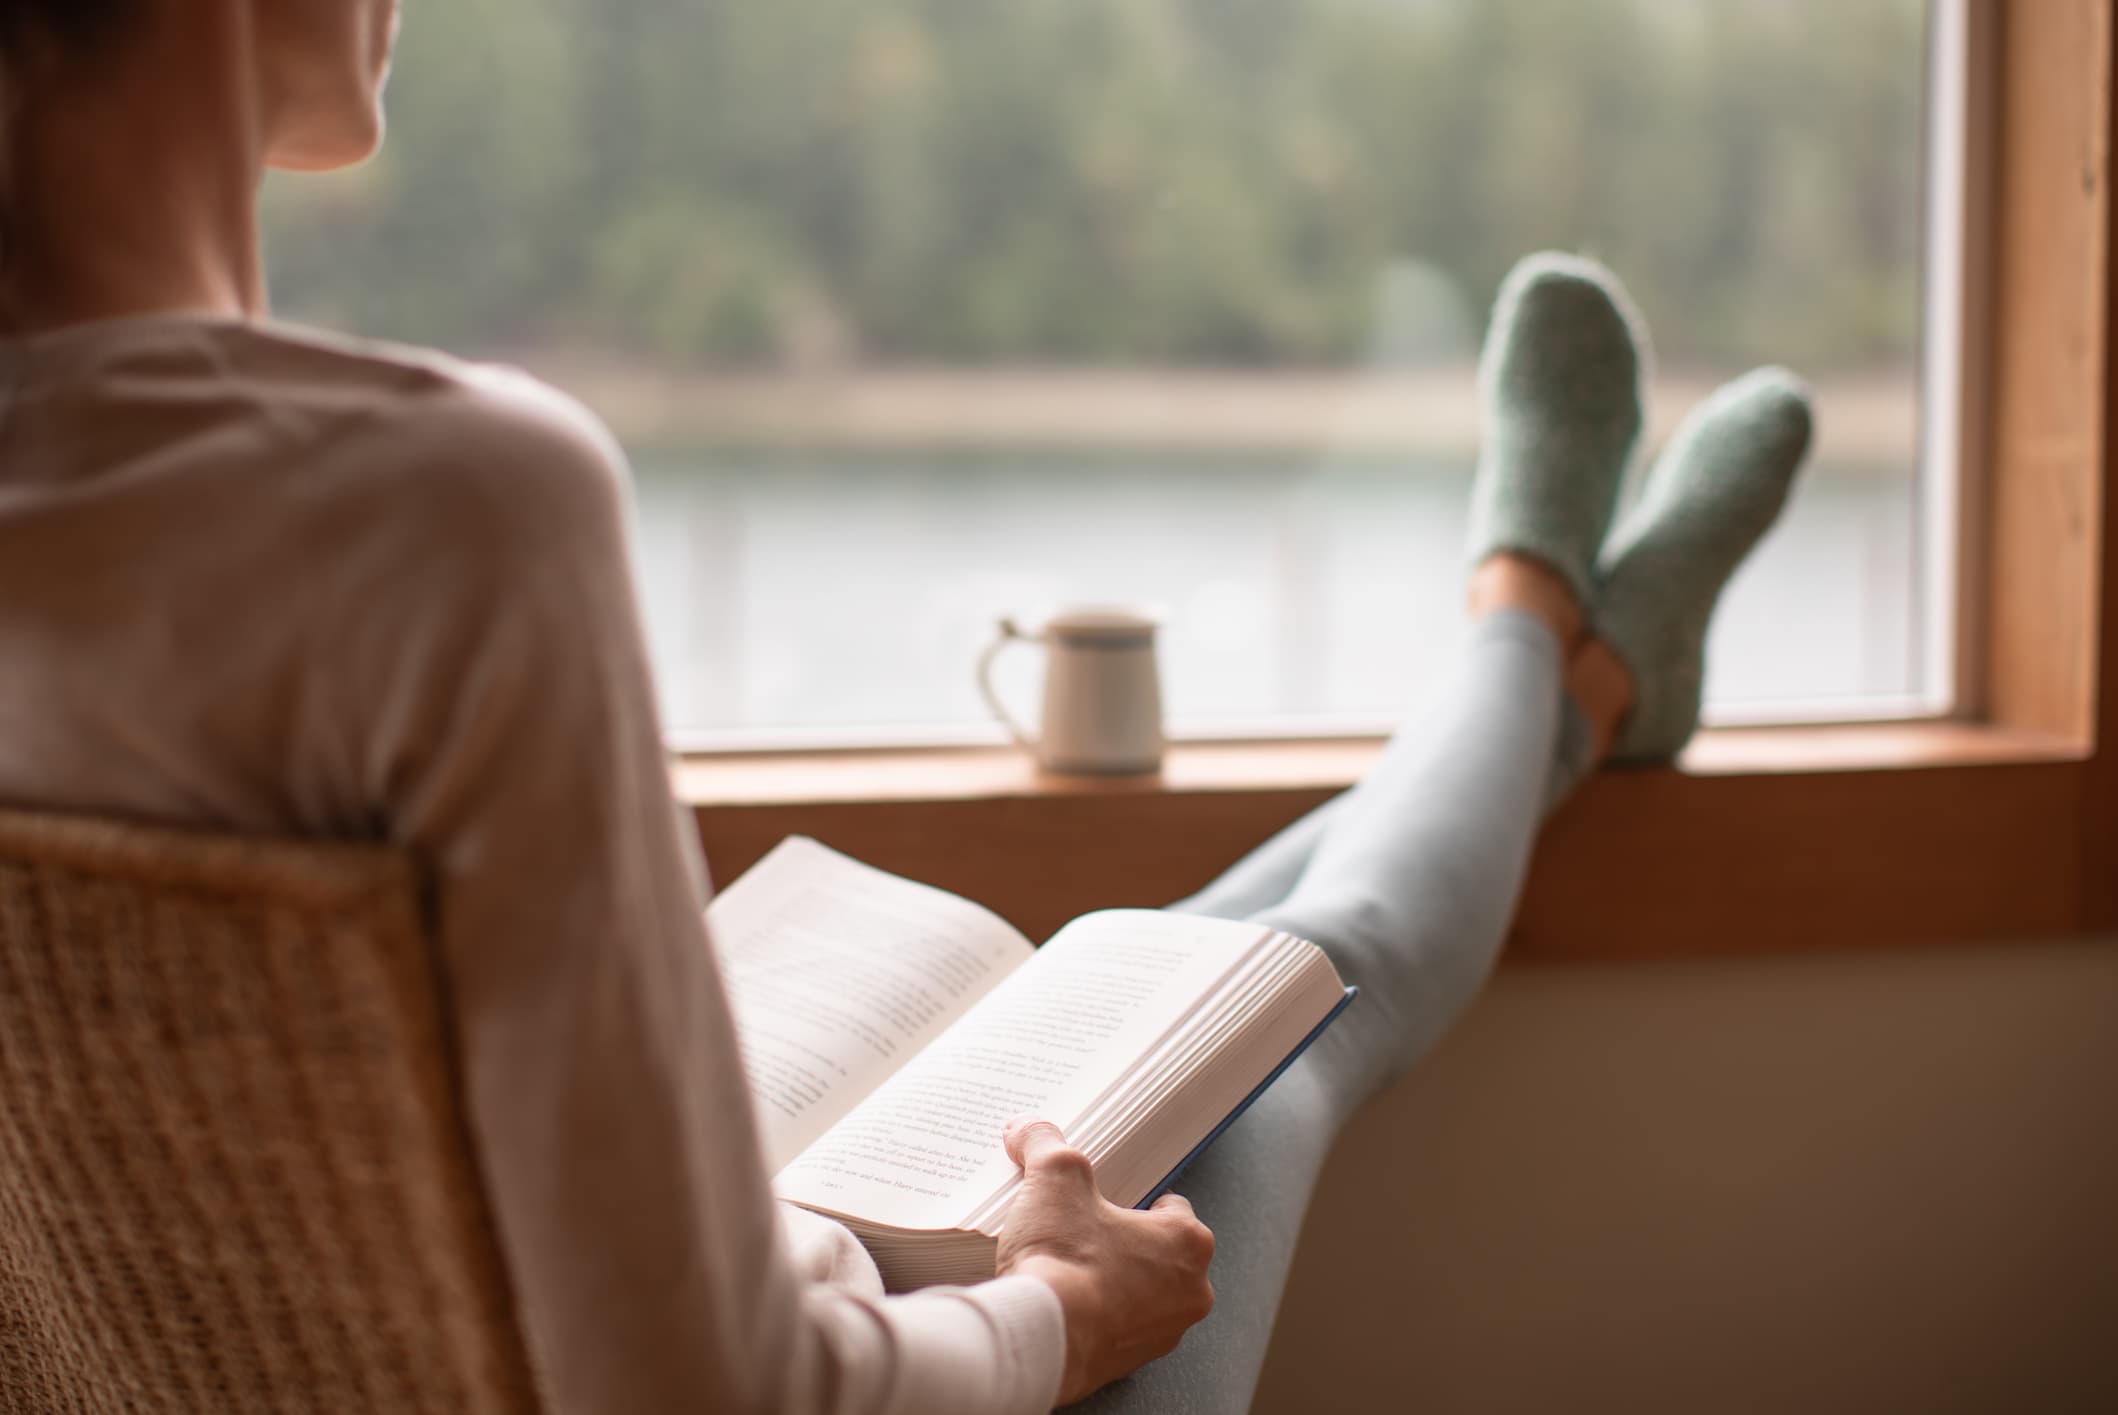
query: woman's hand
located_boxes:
[994,1118,1217,1406]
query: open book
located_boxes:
[711,837,1353,1290]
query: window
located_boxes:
[265,0,2115,955]
[265,0,1937,747]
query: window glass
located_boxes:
[266,0,1932,742]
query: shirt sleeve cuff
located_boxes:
[879,1274,1067,1415]
[965,1275,1067,1411]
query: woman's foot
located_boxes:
[1464,252,1648,607]
[1461,255,1809,768]
[1595,367,1815,760]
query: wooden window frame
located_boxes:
[683,1,2118,959]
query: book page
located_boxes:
[711,837,1036,1171]
[773,910,1275,1231]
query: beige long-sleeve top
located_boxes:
[0,314,1066,1414]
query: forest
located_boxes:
[263,0,1928,376]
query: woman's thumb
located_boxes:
[1004,1117,1095,1187]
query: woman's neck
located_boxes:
[8,11,268,332]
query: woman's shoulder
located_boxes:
[224,318,630,500]
[197,320,640,579]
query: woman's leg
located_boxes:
[1171,635,1599,930]
[1070,605,1592,1415]
[1167,795,1345,922]
[1170,249,1637,932]
[1071,257,1644,1415]
[1073,253,1813,1413]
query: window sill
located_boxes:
[676,719,2076,805]
[680,720,2095,960]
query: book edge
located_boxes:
[1133,983,1359,1209]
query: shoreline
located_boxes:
[512,358,1919,470]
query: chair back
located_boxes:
[0,808,541,1413]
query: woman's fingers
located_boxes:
[1148,1192,1195,1219]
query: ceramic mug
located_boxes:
[976,606,1166,774]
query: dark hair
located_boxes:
[0,0,137,68]
[1,0,138,417]
[1,0,138,331]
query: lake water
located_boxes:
[632,449,1923,744]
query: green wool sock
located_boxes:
[1464,252,1648,605]
[1596,366,1815,761]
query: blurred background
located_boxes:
[265,0,1932,743]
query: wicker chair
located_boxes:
[0,807,542,1414]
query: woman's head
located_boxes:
[0,0,401,327]
[1,0,400,173]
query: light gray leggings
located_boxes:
[1077,610,1594,1414]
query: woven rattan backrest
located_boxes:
[0,808,541,1414]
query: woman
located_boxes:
[0,2,1810,1411]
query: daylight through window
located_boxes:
[265,0,1938,745]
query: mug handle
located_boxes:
[976,616,1040,752]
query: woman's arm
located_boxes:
[339,371,1071,1414]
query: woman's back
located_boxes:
[0,314,630,839]
[0,313,825,1410]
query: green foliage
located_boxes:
[264,0,1928,373]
